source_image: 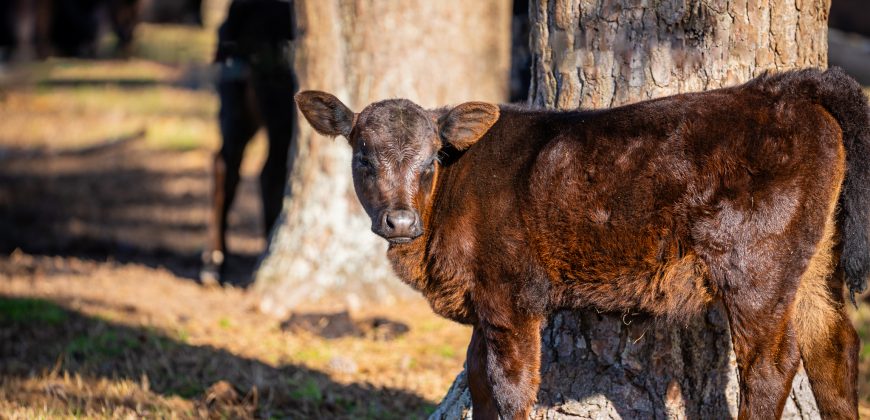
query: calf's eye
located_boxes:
[422,161,435,177]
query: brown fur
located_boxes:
[295,68,870,420]
[794,113,844,354]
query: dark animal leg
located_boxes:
[470,316,542,420]
[202,153,227,278]
[724,292,802,420]
[256,76,295,236]
[800,271,859,419]
[34,0,52,58]
[259,135,289,236]
[108,0,139,57]
[201,78,259,283]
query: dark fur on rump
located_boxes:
[295,68,869,420]
[745,68,870,301]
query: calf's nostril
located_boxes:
[381,212,393,232]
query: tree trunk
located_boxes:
[255,0,512,316]
[432,0,830,418]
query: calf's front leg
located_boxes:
[467,316,543,420]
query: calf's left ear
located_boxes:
[438,102,500,151]
[295,91,356,139]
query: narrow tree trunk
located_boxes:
[255,0,512,316]
[432,0,830,418]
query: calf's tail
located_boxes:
[814,68,870,304]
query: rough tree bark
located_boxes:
[255,0,512,316]
[431,0,830,418]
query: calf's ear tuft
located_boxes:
[438,102,500,151]
[295,91,356,138]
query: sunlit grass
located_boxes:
[144,115,220,151]
[133,23,216,66]
[852,304,870,407]
[0,375,196,418]
[24,85,215,117]
[0,21,218,153]
[44,58,181,83]
[0,85,219,151]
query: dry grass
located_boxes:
[0,22,231,154]
[852,304,870,407]
[0,84,219,152]
[0,254,470,418]
[132,23,217,66]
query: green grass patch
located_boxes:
[288,378,323,404]
[292,346,331,364]
[146,119,217,151]
[417,319,443,333]
[218,317,232,329]
[0,298,67,325]
[174,327,191,344]
[435,344,457,359]
[350,400,421,420]
[168,379,205,399]
[65,328,140,359]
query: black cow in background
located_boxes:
[827,0,870,86]
[201,0,296,284]
[0,0,140,61]
[139,0,202,25]
[45,0,104,57]
[107,0,140,55]
[829,0,870,38]
[0,0,16,62]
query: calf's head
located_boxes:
[295,91,499,244]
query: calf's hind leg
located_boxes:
[796,267,859,419]
[723,289,803,419]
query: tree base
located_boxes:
[430,306,821,419]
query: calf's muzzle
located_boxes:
[377,209,422,243]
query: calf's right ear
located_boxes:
[295,91,356,138]
[438,102,499,151]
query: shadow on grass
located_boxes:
[0,140,260,287]
[0,296,435,418]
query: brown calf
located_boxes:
[295,68,870,419]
